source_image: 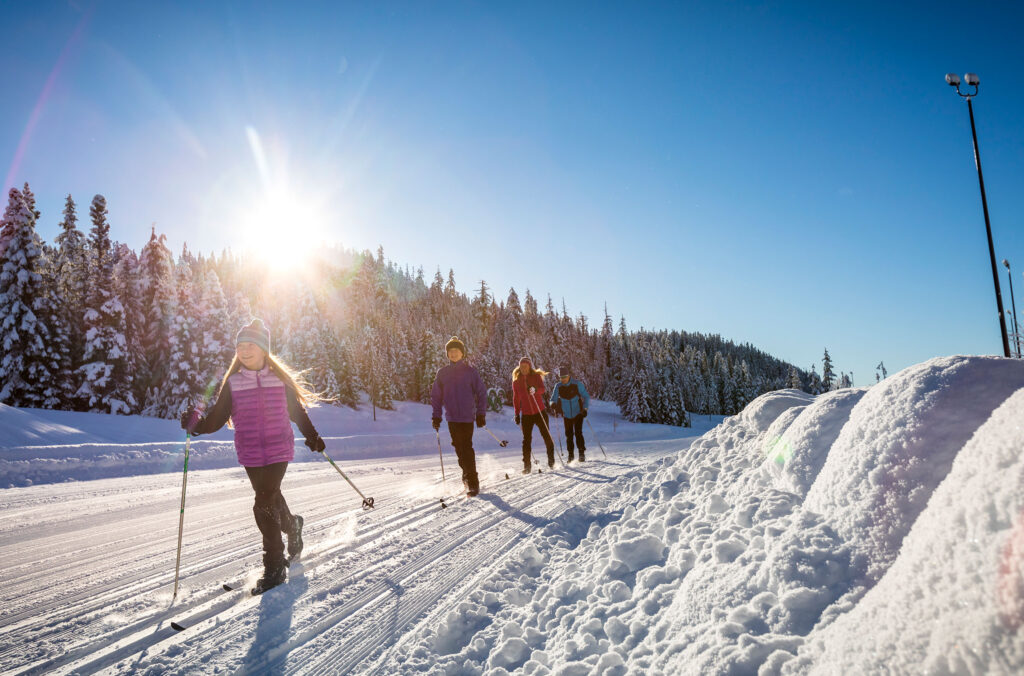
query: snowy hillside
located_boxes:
[2,355,1023,674]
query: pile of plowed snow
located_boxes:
[389,355,1024,674]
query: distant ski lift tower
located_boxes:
[1003,259,1021,357]
[945,72,1011,357]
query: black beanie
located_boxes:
[445,336,467,355]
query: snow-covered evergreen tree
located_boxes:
[53,195,89,389]
[0,188,62,407]
[197,265,233,389]
[807,365,823,395]
[161,253,203,417]
[822,348,835,391]
[76,195,136,414]
[787,364,803,389]
[136,228,176,413]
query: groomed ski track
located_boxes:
[0,435,696,675]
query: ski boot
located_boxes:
[466,475,480,498]
[287,515,304,564]
[252,557,287,596]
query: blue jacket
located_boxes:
[551,378,590,419]
[431,360,487,423]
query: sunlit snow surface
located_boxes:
[1,355,1022,674]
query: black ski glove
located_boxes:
[552,401,562,417]
[179,405,200,434]
[305,435,326,453]
[581,408,588,419]
[432,418,441,431]
[476,414,485,428]
[514,413,521,425]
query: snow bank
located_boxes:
[388,356,1024,674]
[798,387,1024,674]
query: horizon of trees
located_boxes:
[1,185,857,426]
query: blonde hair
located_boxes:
[217,353,325,427]
[512,362,549,381]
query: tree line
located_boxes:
[1,185,852,425]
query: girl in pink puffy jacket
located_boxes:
[181,319,325,595]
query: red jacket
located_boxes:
[512,371,547,415]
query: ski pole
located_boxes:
[483,426,509,447]
[532,390,566,467]
[322,449,375,509]
[585,417,608,459]
[435,430,449,507]
[172,433,192,602]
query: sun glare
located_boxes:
[242,190,328,273]
[233,125,337,275]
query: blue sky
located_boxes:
[3,0,1023,384]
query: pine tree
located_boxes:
[53,195,90,369]
[786,365,803,389]
[196,266,233,390]
[162,254,203,417]
[136,228,176,412]
[76,195,136,414]
[807,365,823,395]
[112,243,142,413]
[822,348,835,392]
[0,188,62,407]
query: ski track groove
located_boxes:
[0,453,656,676]
[10,481,441,675]
[9,467,547,675]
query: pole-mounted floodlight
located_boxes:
[945,72,1011,357]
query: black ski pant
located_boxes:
[521,412,555,468]
[563,415,585,460]
[448,422,479,492]
[244,462,296,568]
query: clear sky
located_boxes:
[3,0,1023,384]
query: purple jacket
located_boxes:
[431,360,487,423]
[192,365,318,467]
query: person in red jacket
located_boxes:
[512,356,555,472]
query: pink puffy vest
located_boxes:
[229,366,295,467]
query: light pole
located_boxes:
[1004,259,1021,357]
[946,73,1011,358]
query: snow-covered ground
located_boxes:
[2,355,1023,674]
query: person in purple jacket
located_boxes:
[431,336,487,497]
[180,319,326,595]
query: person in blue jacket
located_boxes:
[550,365,590,462]
[431,336,487,497]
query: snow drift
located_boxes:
[389,355,1024,674]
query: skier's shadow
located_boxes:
[591,459,634,468]
[557,466,615,484]
[478,493,550,528]
[242,569,309,674]
[383,579,405,643]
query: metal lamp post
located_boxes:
[946,72,1011,358]
[1004,259,1021,357]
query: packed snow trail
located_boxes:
[0,414,704,675]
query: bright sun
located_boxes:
[234,126,335,274]
[242,189,328,273]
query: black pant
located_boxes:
[522,412,555,468]
[244,462,296,568]
[563,415,585,460]
[448,422,479,491]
